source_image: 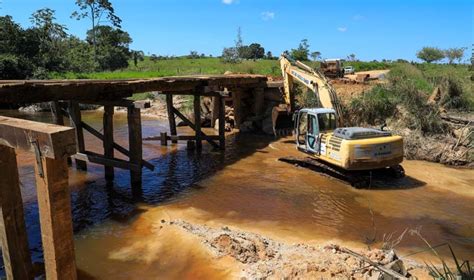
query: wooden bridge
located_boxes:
[0,74,277,279]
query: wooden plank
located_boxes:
[128,107,143,189]
[171,107,220,148]
[0,116,76,159]
[218,96,226,150]
[81,121,154,171]
[166,94,178,144]
[35,156,77,280]
[72,152,140,172]
[232,89,242,129]
[194,95,202,150]
[68,102,87,170]
[0,145,33,280]
[103,106,114,180]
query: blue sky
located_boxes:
[1,0,472,61]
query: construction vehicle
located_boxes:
[320,59,345,78]
[275,54,404,185]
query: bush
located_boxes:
[0,54,33,79]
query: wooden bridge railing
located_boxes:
[0,116,77,280]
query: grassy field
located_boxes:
[50,57,395,79]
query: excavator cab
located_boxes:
[295,108,337,155]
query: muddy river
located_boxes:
[1,110,473,279]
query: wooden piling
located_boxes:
[160,132,168,146]
[253,87,265,117]
[194,95,202,150]
[127,106,143,192]
[211,96,219,128]
[232,89,242,129]
[51,101,64,126]
[218,96,226,149]
[166,94,178,143]
[35,156,77,280]
[103,105,114,181]
[68,101,87,170]
[0,145,33,280]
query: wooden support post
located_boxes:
[194,95,202,150]
[211,96,219,128]
[68,102,87,170]
[35,156,77,280]
[0,146,33,280]
[160,132,168,146]
[166,94,177,143]
[103,105,114,181]
[253,87,265,118]
[218,96,226,150]
[127,106,143,193]
[232,89,242,129]
[51,101,64,126]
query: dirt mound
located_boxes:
[170,220,423,279]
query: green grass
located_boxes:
[50,57,396,80]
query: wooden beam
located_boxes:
[0,145,33,280]
[35,156,77,280]
[194,95,202,150]
[68,102,87,170]
[80,121,154,171]
[128,107,143,190]
[218,96,226,150]
[171,107,219,148]
[103,106,114,181]
[145,135,220,141]
[166,94,178,144]
[72,152,140,172]
[0,116,76,159]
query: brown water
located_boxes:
[1,110,473,279]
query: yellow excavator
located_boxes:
[275,54,405,185]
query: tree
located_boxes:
[290,39,310,61]
[310,51,321,61]
[221,47,239,63]
[444,47,466,64]
[247,43,265,60]
[416,47,445,63]
[30,8,68,72]
[150,54,159,63]
[86,25,131,70]
[235,27,244,60]
[347,53,356,61]
[188,50,199,59]
[72,0,122,59]
[131,50,144,67]
[266,51,273,59]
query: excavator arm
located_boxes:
[279,54,344,121]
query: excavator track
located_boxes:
[278,156,404,188]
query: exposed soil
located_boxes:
[167,219,427,279]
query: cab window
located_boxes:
[297,112,307,145]
[317,113,336,132]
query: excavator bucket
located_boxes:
[272,105,294,136]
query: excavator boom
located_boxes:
[273,54,344,134]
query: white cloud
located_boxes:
[337,27,347,32]
[261,11,275,21]
[222,0,236,4]
[353,14,364,21]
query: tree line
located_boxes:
[0,0,136,79]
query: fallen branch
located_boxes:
[338,247,408,279]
